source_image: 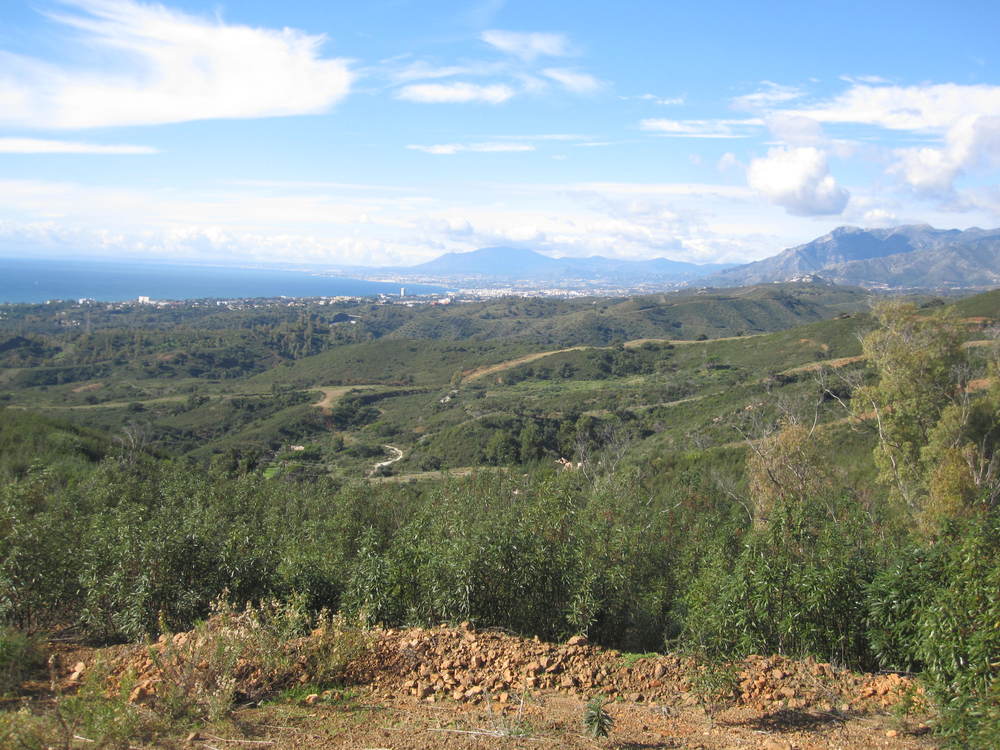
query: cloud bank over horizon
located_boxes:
[0,0,997,267]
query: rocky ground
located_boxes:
[35,624,941,750]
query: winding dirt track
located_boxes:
[460,335,770,384]
[367,444,404,477]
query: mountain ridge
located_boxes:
[385,246,734,284]
[703,224,1000,289]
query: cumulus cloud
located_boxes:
[640,118,761,138]
[480,30,570,61]
[0,137,157,154]
[541,68,602,93]
[747,146,849,216]
[890,115,1000,193]
[396,82,515,103]
[769,82,1000,193]
[861,208,898,225]
[406,142,535,155]
[0,0,352,129]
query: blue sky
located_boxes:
[1,0,999,267]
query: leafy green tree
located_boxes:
[854,301,966,521]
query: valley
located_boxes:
[1,282,998,749]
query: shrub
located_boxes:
[1,659,148,750]
[679,492,876,667]
[582,694,614,738]
[149,596,368,721]
[867,508,1000,746]
[0,626,43,695]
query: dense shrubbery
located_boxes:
[868,509,1000,745]
[680,491,877,667]
[1,426,998,742]
[1,297,997,745]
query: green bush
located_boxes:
[679,493,876,667]
[0,626,43,695]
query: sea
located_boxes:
[0,257,445,303]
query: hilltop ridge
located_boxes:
[703,224,1000,290]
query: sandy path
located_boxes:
[367,444,404,477]
[311,386,358,413]
[461,347,590,383]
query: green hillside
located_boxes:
[3,285,999,746]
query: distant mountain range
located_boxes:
[347,225,1000,292]
[374,246,734,286]
[702,225,1000,290]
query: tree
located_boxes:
[855,301,998,534]
[746,421,836,528]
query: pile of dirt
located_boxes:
[59,622,919,716]
[359,623,918,715]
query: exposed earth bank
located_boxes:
[44,623,943,750]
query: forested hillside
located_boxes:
[1,285,998,747]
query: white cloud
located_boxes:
[541,68,602,94]
[514,73,550,94]
[4,175,997,269]
[717,152,741,172]
[390,60,502,82]
[792,83,1000,132]
[839,74,891,85]
[861,208,898,225]
[889,115,1000,193]
[621,93,685,105]
[490,133,589,141]
[765,113,826,146]
[396,82,514,103]
[732,81,803,110]
[481,30,570,61]
[0,137,157,154]
[0,0,352,129]
[760,82,1000,193]
[746,146,849,216]
[407,142,535,155]
[640,118,762,138]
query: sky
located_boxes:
[1,0,999,268]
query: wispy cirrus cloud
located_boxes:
[389,59,507,83]
[790,83,1000,131]
[490,133,590,141]
[395,81,515,103]
[541,68,602,93]
[731,81,803,110]
[620,93,686,105]
[387,28,600,105]
[839,74,891,85]
[480,30,571,61]
[406,142,535,155]
[0,0,353,129]
[0,137,157,154]
[640,118,762,138]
